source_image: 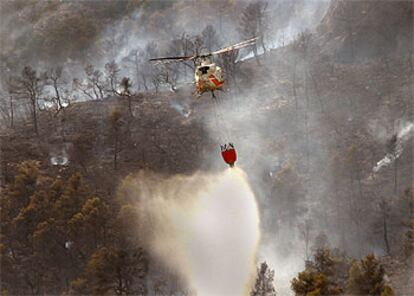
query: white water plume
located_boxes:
[119,168,261,295]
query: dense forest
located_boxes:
[0,1,413,295]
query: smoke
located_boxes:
[259,240,304,295]
[49,143,70,166]
[373,122,414,173]
[119,167,261,295]
[169,100,192,118]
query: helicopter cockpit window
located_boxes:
[198,66,210,74]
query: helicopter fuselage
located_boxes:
[195,62,224,95]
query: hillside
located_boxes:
[1,1,413,295]
[2,42,413,293]
[317,0,413,62]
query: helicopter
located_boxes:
[149,38,258,168]
[149,37,257,98]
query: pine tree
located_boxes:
[346,254,393,296]
[1,162,74,294]
[251,262,277,296]
[291,270,327,296]
[313,249,335,277]
[347,260,363,294]
[71,247,147,295]
[291,246,344,295]
[53,173,90,221]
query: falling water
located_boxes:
[120,168,261,295]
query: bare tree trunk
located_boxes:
[2,160,9,184]
[309,71,324,113]
[260,34,266,54]
[10,95,14,128]
[134,60,141,92]
[349,176,364,256]
[346,21,355,62]
[394,158,398,194]
[330,51,336,76]
[128,96,133,117]
[97,85,104,100]
[141,74,148,91]
[305,72,310,172]
[53,79,62,109]
[253,44,260,64]
[92,86,99,100]
[114,133,118,170]
[383,215,390,254]
[31,98,38,135]
[292,57,298,113]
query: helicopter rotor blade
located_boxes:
[149,56,195,64]
[206,37,258,57]
[149,37,258,63]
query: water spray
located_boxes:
[120,168,261,295]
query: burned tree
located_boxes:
[73,64,106,100]
[45,66,70,112]
[403,187,414,257]
[120,77,132,96]
[0,87,14,129]
[251,262,277,296]
[123,48,143,92]
[291,30,312,113]
[164,34,195,85]
[387,134,399,194]
[105,61,121,96]
[239,1,268,57]
[9,66,43,134]
[119,77,134,116]
[377,197,392,255]
[220,47,240,88]
[331,2,359,63]
[143,42,159,91]
[201,24,220,52]
[109,109,124,170]
[86,64,106,100]
[299,219,314,261]
[190,35,205,59]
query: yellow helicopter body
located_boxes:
[195,61,224,94]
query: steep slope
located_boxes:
[0,90,212,195]
[317,0,413,62]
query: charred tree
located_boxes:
[251,262,277,296]
[378,198,391,255]
[239,1,269,61]
[387,134,399,194]
[109,109,124,170]
[9,66,43,135]
[105,61,121,96]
